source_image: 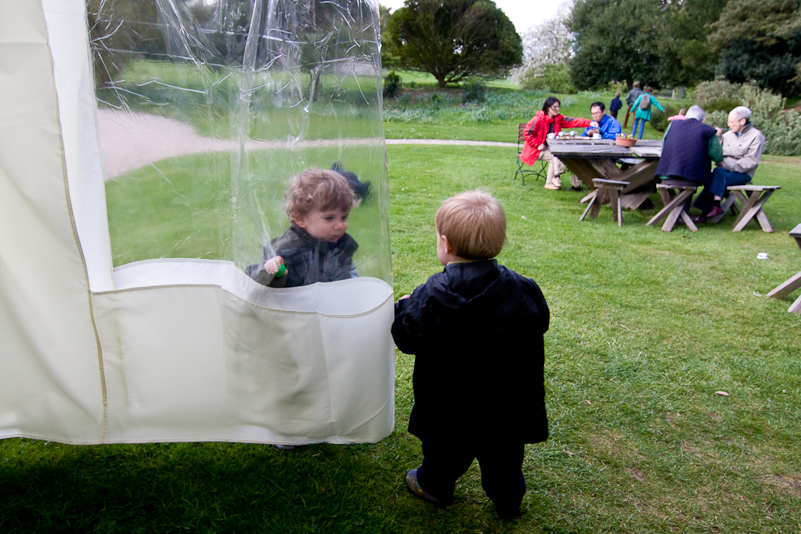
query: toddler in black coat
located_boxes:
[392,190,550,518]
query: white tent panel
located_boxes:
[0,0,395,445]
[0,0,105,441]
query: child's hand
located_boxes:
[398,294,410,301]
[264,256,285,275]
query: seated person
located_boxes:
[581,102,622,139]
[521,96,595,191]
[572,102,622,190]
[246,168,359,287]
[655,105,722,195]
[667,108,687,122]
[696,106,765,221]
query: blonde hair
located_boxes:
[435,190,506,260]
[285,169,354,220]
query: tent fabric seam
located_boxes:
[94,282,394,318]
[48,52,109,441]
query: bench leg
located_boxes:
[661,190,696,232]
[647,189,678,226]
[767,271,801,300]
[580,190,598,221]
[648,188,697,231]
[589,188,607,219]
[790,293,801,314]
[611,189,623,227]
[731,190,775,232]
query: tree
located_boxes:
[567,0,663,90]
[385,0,522,87]
[512,6,574,86]
[379,4,400,69]
[656,0,728,88]
[708,0,801,97]
[567,0,725,90]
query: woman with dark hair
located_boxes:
[520,97,593,190]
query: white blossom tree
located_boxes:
[511,3,574,87]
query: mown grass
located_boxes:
[3,140,800,532]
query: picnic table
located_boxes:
[767,223,801,314]
[547,138,662,209]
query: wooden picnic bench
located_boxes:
[580,178,627,227]
[708,185,781,232]
[646,179,699,232]
[766,224,801,314]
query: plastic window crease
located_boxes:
[90,0,392,298]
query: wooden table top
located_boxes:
[548,138,662,159]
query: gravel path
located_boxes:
[98,110,515,180]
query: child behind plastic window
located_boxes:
[246,168,359,288]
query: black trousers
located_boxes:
[416,437,526,513]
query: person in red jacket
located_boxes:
[521,96,593,190]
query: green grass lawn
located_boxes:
[2,140,800,532]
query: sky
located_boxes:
[378,0,571,35]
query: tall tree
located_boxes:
[515,7,574,80]
[385,0,522,87]
[567,0,663,90]
[708,0,801,97]
[656,0,728,88]
[567,0,725,90]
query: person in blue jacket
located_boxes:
[628,86,664,139]
[571,102,623,190]
[582,102,622,140]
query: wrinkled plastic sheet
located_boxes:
[91,0,391,280]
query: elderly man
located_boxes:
[655,105,721,191]
[696,106,766,221]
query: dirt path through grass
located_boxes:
[97,110,514,180]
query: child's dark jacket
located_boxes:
[392,260,549,444]
[246,223,358,288]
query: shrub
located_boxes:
[690,80,801,156]
[607,81,628,95]
[650,103,681,133]
[383,71,402,98]
[462,80,487,103]
[691,80,741,114]
[519,64,576,94]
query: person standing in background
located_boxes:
[623,81,642,129]
[629,86,664,139]
[609,92,623,119]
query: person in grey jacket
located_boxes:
[696,106,765,221]
[623,81,642,129]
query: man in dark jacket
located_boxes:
[392,190,549,519]
[656,105,722,186]
[609,92,623,119]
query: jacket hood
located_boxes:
[427,260,546,325]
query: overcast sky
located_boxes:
[378,0,571,35]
